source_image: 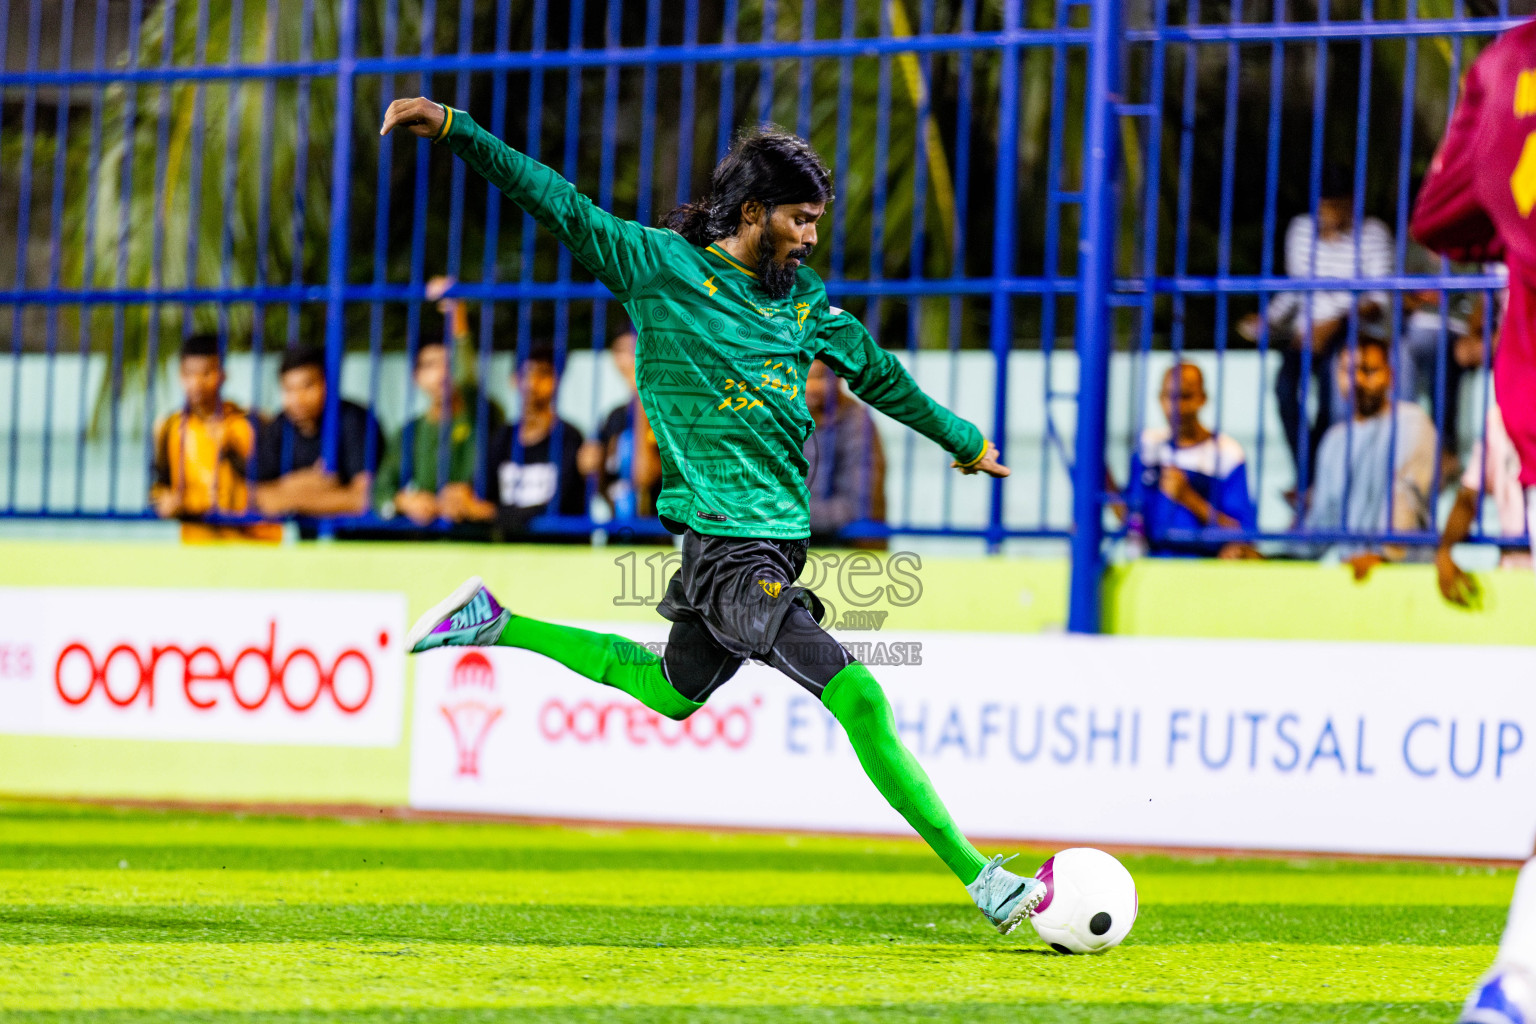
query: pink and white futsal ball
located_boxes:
[1029,847,1139,954]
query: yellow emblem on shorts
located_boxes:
[757,580,782,599]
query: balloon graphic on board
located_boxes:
[439,651,502,778]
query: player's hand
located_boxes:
[1436,547,1480,607]
[953,442,1009,478]
[380,98,446,139]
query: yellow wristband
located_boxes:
[433,104,454,143]
[956,437,990,469]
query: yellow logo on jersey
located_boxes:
[702,275,718,297]
[757,580,783,599]
[1517,69,1536,117]
[1513,131,1536,216]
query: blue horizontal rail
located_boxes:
[1121,274,1509,294]
[0,277,1086,306]
[1126,17,1524,44]
[0,506,1076,542]
[0,29,1095,88]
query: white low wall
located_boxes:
[0,349,1489,534]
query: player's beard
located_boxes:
[756,229,812,300]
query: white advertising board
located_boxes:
[409,626,1536,859]
[0,588,407,746]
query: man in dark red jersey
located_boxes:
[1412,20,1536,1024]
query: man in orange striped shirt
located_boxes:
[150,334,280,543]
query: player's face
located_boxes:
[517,360,557,411]
[279,365,327,433]
[757,202,825,299]
[414,345,449,406]
[1159,365,1205,437]
[179,355,224,414]
[766,202,824,264]
[1347,345,1391,417]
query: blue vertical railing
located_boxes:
[1109,5,1522,583]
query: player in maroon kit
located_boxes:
[1412,19,1536,1024]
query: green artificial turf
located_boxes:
[0,801,1511,1022]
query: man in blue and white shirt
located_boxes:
[1302,336,1438,576]
[1126,363,1258,558]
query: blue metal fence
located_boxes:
[0,0,1527,632]
[1083,0,1530,629]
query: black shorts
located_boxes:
[655,529,846,702]
[656,529,826,659]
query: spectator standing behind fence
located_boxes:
[253,345,384,536]
[1122,363,1257,559]
[1241,165,1392,496]
[1436,402,1531,607]
[580,322,662,519]
[458,344,587,542]
[151,333,281,543]
[803,358,887,545]
[374,332,489,529]
[1301,336,1437,577]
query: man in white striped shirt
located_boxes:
[1242,165,1394,496]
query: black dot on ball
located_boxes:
[1089,912,1112,936]
[1050,942,1073,955]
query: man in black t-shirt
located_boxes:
[464,344,587,541]
[255,346,384,532]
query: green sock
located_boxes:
[496,615,702,722]
[822,662,989,885]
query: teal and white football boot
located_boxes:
[406,576,511,653]
[966,853,1048,935]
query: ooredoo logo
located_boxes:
[53,620,384,713]
[440,651,503,777]
[538,696,759,749]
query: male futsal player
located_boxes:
[380,97,1047,935]
[1412,17,1536,1024]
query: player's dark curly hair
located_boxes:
[661,125,834,246]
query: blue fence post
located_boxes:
[320,0,359,522]
[1067,0,1123,634]
[985,0,1021,553]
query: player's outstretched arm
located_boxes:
[814,309,1008,479]
[381,97,663,301]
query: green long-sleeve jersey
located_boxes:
[438,106,987,539]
